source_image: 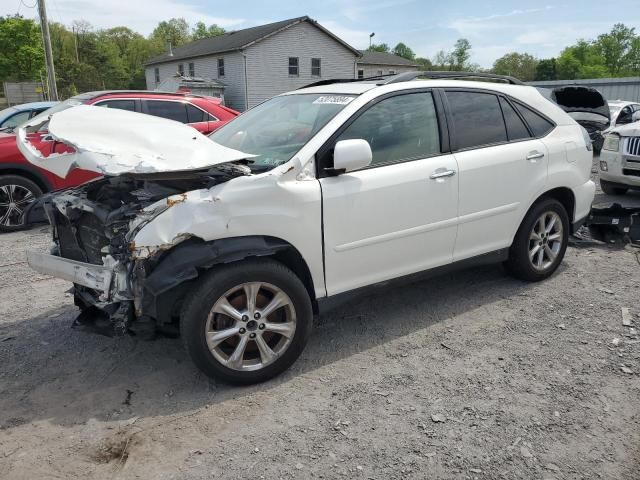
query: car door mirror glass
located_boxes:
[332,139,372,173]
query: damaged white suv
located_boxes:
[21,73,595,384]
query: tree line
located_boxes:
[1,14,639,99]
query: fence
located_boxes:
[3,81,47,106]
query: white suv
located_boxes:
[21,73,595,384]
[600,112,640,195]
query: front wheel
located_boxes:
[0,175,43,232]
[505,198,569,282]
[180,258,313,385]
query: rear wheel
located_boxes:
[505,198,569,282]
[180,258,313,385]
[600,179,627,196]
[0,175,43,232]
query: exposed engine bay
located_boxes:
[28,163,252,337]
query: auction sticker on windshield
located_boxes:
[312,95,354,105]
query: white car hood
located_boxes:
[17,104,252,178]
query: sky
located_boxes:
[4,0,640,67]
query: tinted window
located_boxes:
[513,102,554,137]
[499,97,530,141]
[186,104,213,123]
[145,101,188,123]
[97,100,136,112]
[336,92,440,166]
[446,91,507,149]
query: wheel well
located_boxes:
[539,187,575,222]
[0,168,50,193]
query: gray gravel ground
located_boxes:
[0,160,639,480]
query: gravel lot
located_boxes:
[0,162,639,480]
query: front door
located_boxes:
[319,91,459,295]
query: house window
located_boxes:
[357,69,364,79]
[218,58,225,77]
[178,64,184,75]
[388,70,395,74]
[289,57,299,76]
[154,67,160,84]
[377,70,383,76]
[188,62,195,77]
[311,58,321,77]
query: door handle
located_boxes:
[526,152,544,161]
[430,169,456,179]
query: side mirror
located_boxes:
[331,139,372,174]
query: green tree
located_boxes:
[0,15,44,81]
[151,18,191,49]
[492,52,538,81]
[392,42,415,60]
[535,58,557,80]
[595,23,636,75]
[367,43,390,53]
[192,22,225,40]
[414,57,432,69]
[556,51,582,79]
[451,38,471,70]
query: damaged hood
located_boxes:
[17,104,253,178]
[609,122,640,137]
[542,86,610,125]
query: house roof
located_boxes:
[358,50,419,67]
[146,16,361,66]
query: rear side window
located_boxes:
[145,100,188,123]
[513,102,554,137]
[96,99,136,112]
[186,104,215,123]
[499,97,531,141]
[446,91,507,149]
[336,92,440,166]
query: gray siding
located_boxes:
[243,21,357,109]
[527,77,640,102]
[356,64,419,78]
[145,51,247,111]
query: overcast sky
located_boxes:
[4,0,639,67]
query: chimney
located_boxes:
[168,42,174,57]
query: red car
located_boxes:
[0,91,239,231]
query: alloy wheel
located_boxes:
[528,211,563,271]
[205,282,297,371]
[0,184,35,227]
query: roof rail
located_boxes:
[299,74,395,89]
[382,71,524,85]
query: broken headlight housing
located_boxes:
[602,134,620,152]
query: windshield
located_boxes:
[0,107,19,124]
[209,93,355,171]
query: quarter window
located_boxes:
[335,92,440,167]
[145,100,189,123]
[311,58,321,77]
[218,58,225,77]
[499,97,531,141]
[513,101,554,137]
[446,91,507,149]
[288,57,299,76]
[188,62,195,77]
[186,104,214,123]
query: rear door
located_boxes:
[319,90,459,295]
[443,89,549,261]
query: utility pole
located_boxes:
[38,0,58,101]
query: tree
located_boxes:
[415,57,432,69]
[192,22,225,40]
[535,58,557,80]
[556,51,582,79]
[451,38,471,70]
[0,15,44,81]
[151,18,191,49]
[492,52,538,81]
[392,42,415,60]
[367,43,390,53]
[595,23,636,75]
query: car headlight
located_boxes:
[600,161,608,171]
[602,134,620,152]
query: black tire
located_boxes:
[0,175,43,232]
[505,198,569,282]
[180,258,313,385]
[600,179,627,196]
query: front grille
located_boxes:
[625,137,640,156]
[623,169,640,177]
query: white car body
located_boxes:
[20,77,595,381]
[605,100,640,134]
[600,121,640,191]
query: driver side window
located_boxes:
[335,92,440,167]
[618,106,633,125]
